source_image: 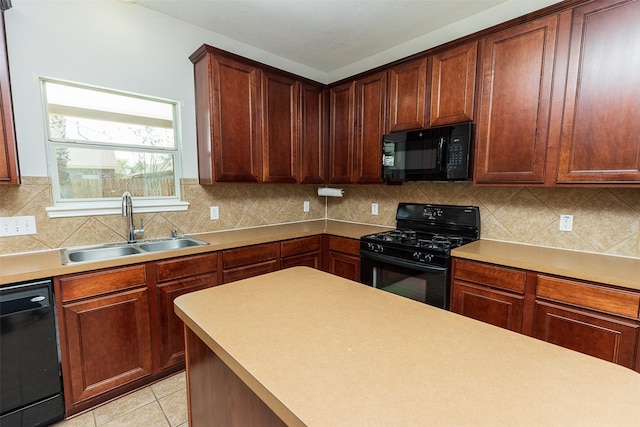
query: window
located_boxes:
[42,78,188,217]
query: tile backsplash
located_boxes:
[1,177,639,258]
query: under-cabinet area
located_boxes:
[451,256,640,372]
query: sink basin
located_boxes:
[65,245,142,263]
[61,236,209,264]
[138,237,207,252]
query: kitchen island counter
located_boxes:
[175,267,640,426]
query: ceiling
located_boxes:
[136,0,564,81]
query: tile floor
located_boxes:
[52,371,187,427]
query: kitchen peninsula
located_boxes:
[175,267,640,426]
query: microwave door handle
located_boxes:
[437,137,445,168]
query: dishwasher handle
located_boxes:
[0,280,53,316]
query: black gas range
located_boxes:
[360,203,480,309]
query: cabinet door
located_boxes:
[557,0,640,184]
[355,71,386,184]
[451,281,524,332]
[0,13,18,185]
[533,301,639,369]
[210,54,262,182]
[299,83,325,184]
[387,57,428,132]
[328,81,356,183]
[327,251,360,282]
[62,288,153,404]
[262,71,298,183]
[429,41,477,126]
[325,236,360,281]
[475,13,566,184]
[157,273,217,370]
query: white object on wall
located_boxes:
[317,187,344,197]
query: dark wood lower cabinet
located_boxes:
[56,265,154,414]
[157,273,217,369]
[324,235,360,281]
[451,257,640,371]
[62,288,153,405]
[280,236,322,269]
[56,254,219,416]
[154,253,218,370]
[533,301,639,369]
[451,282,524,332]
[221,242,280,283]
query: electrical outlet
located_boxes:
[210,206,219,220]
[303,201,310,212]
[559,214,573,232]
[371,203,378,215]
[0,216,37,237]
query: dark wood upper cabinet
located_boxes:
[429,41,477,126]
[190,0,640,188]
[387,56,428,132]
[299,83,326,184]
[193,51,262,183]
[262,71,298,183]
[355,71,387,184]
[474,12,569,184]
[328,81,356,184]
[557,0,640,184]
[0,12,19,185]
[191,46,326,184]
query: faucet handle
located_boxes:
[171,230,178,238]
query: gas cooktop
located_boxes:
[360,203,481,265]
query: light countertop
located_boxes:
[452,239,640,291]
[0,220,391,285]
[175,267,640,426]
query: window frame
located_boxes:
[40,77,188,218]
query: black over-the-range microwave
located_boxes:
[382,123,473,182]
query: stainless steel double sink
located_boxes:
[60,236,209,264]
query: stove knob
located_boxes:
[412,252,421,261]
[425,254,433,262]
[376,244,384,253]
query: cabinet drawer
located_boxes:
[223,261,279,283]
[536,275,640,319]
[59,264,146,302]
[453,259,526,293]
[327,236,360,255]
[155,252,218,283]
[222,242,278,270]
[281,236,321,258]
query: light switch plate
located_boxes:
[0,216,37,236]
[303,201,310,212]
[371,203,378,215]
[210,206,219,220]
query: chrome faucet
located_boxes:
[121,192,144,243]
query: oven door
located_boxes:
[360,251,450,309]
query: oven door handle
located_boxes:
[360,251,448,273]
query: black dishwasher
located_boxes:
[1,279,64,426]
